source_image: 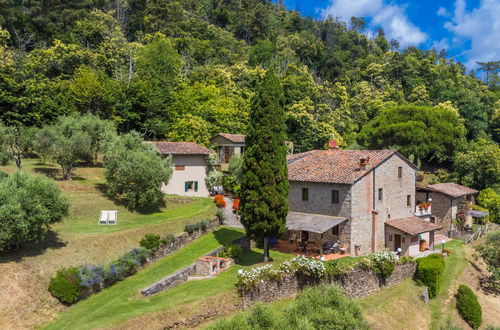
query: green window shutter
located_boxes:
[185,182,189,192]
[194,181,198,192]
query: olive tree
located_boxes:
[104,132,173,210]
[0,172,69,250]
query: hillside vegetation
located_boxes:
[0,1,497,152]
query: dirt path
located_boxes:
[457,241,500,329]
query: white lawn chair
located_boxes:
[98,210,118,225]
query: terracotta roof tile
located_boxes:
[148,142,212,155]
[216,133,246,143]
[427,183,478,198]
[287,149,400,184]
[385,217,442,235]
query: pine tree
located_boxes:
[239,70,289,262]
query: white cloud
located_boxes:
[320,0,427,46]
[432,38,450,51]
[436,7,449,17]
[444,0,500,68]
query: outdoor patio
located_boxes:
[270,240,349,261]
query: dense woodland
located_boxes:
[0,0,499,184]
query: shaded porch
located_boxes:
[274,212,350,259]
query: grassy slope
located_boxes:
[0,159,216,329]
[359,240,466,330]
[44,228,294,330]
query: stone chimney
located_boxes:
[328,140,338,149]
[359,157,371,170]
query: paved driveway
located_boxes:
[222,197,244,229]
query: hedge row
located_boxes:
[49,218,215,305]
[48,247,148,304]
[415,253,445,299]
[456,285,482,329]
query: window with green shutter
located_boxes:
[194,181,198,192]
[184,182,189,192]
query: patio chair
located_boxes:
[339,242,348,254]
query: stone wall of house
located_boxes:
[147,218,220,264]
[288,181,352,249]
[240,262,416,308]
[141,236,251,297]
[350,154,416,256]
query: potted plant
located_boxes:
[419,239,427,252]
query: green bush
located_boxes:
[218,244,243,260]
[416,253,445,299]
[48,267,83,304]
[210,286,368,330]
[200,219,210,231]
[139,233,161,251]
[184,223,195,234]
[456,285,482,329]
[161,233,175,245]
[216,209,226,223]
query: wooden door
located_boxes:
[394,234,401,251]
[223,146,230,163]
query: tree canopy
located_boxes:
[0,171,69,250]
[358,104,467,163]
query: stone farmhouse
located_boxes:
[417,182,479,231]
[286,147,441,257]
[150,142,213,197]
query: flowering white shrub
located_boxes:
[366,249,399,278]
[236,256,325,291]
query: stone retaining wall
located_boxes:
[241,262,416,307]
[141,236,251,296]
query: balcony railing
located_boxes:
[415,205,432,217]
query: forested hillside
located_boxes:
[0,0,498,160]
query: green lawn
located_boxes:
[43,227,293,330]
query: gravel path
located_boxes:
[221,197,244,229]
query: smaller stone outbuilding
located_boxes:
[385,216,442,256]
[417,182,478,232]
[210,133,246,169]
[149,141,213,197]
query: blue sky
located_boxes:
[277,0,500,71]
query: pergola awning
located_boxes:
[286,212,347,234]
[468,210,489,218]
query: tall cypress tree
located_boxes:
[240,70,289,262]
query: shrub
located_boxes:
[200,219,210,231]
[416,253,445,298]
[214,194,226,207]
[115,247,148,277]
[161,233,175,245]
[184,223,195,234]
[398,255,415,263]
[139,233,161,251]
[367,249,398,278]
[456,285,482,329]
[324,260,353,279]
[218,245,243,260]
[216,208,226,223]
[286,285,369,329]
[48,267,83,304]
[233,198,240,212]
[78,264,107,289]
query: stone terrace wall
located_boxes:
[141,236,251,297]
[241,262,416,308]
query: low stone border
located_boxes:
[240,262,416,308]
[141,236,250,296]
